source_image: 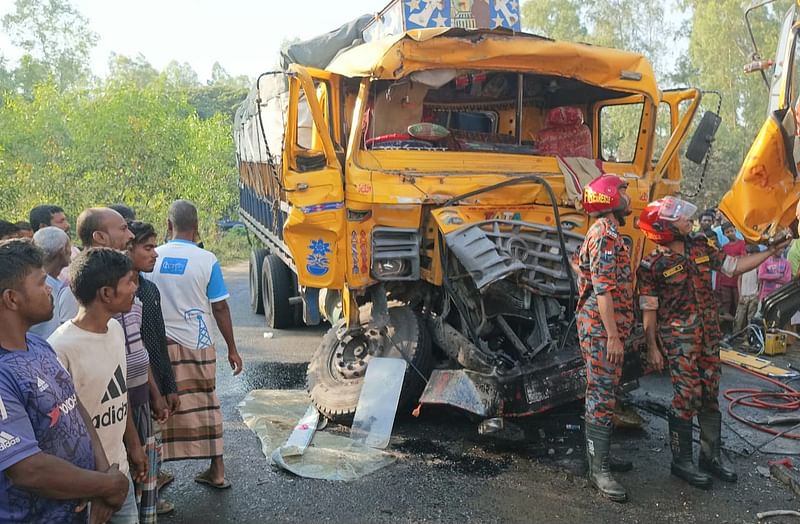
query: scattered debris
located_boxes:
[263,332,274,339]
[769,461,800,497]
[754,415,800,426]
[757,510,800,520]
[720,350,796,378]
[757,466,772,478]
[477,418,525,442]
[238,390,396,481]
[769,458,794,468]
[279,404,319,457]
[478,418,503,435]
[351,357,407,449]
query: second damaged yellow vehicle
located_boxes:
[716,0,800,336]
[234,15,715,423]
[721,0,800,241]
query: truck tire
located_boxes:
[307,305,433,424]
[249,248,268,315]
[262,254,295,329]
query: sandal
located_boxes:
[157,470,175,490]
[194,470,231,490]
[156,500,175,515]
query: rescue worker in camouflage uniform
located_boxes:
[637,196,788,489]
[575,174,634,503]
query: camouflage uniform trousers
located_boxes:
[577,319,622,427]
[660,325,721,420]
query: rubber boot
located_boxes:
[698,410,737,483]
[585,423,628,502]
[609,454,633,472]
[669,415,712,489]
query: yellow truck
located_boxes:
[234,10,715,422]
[717,0,800,334]
[722,0,800,242]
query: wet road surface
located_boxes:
[160,262,800,523]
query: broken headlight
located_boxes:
[373,259,410,279]
[371,227,420,281]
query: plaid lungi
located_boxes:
[161,342,223,460]
[131,402,157,524]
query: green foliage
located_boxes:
[210,227,251,266]
[161,60,200,90]
[2,0,98,94]
[521,0,793,210]
[107,53,159,88]
[0,81,239,254]
[104,55,249,122]
[0,0,251,260]
[522,0,678,76]
[678,0,790,209]
[193,62,250,121]
[521,0,587,42]
[598,103,644,163]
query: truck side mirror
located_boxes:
[685,111,721,164]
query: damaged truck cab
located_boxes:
[235,21,706,423]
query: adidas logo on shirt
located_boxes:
[92,403,128,429]
[0,431,21,451]
[37,377,49,392]
[101,366,128,402]
[93,365,129,429]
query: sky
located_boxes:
[0,0,692,85]
[0,0,380,82]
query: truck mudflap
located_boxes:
[419,334,645,418]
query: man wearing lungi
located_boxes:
[145,200,243,490]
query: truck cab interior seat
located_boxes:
[535,106,592,158]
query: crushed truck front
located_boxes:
[236,27,704,423]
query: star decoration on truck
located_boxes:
[406,0,451,29]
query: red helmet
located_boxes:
[582,174,628,216]
[638,196,698,244]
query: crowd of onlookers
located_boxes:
[2,200,797,522]
[0,201,241,524]
[695,208,797,340]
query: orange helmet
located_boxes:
[638,196,698,244]
[582,175,628,217]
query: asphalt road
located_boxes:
[160,262,799,523]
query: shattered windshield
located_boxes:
[361,70,635,157]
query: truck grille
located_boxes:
[445,220,584,297]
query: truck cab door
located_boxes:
[282,64,346,289]
[720,11,800,241]
[650,88,702,200]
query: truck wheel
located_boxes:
[249,248,268,315]
[307,305,433,424]
[262,254,295,329]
